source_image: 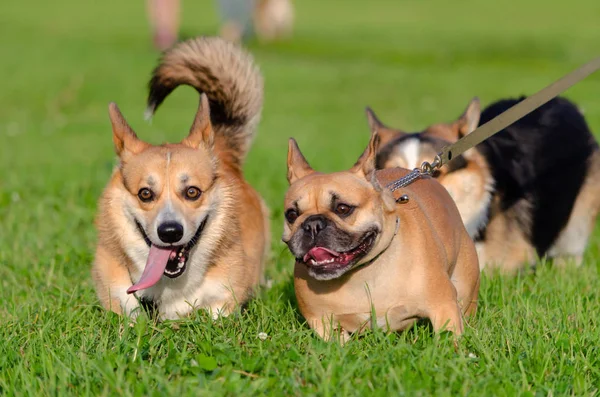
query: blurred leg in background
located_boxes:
[220,0,294,43]
[148,0,294,50]
[148,0,180,50]
[253,0,294,43]
[217,0,255,43]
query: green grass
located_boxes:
[1,0,600,394]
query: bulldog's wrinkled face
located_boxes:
[283,130,397,281]
[283,173,390,280]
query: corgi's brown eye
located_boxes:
[138,188,154,202]
[285,209,299,224]
[185,186,201,201]
[335,203,354,217]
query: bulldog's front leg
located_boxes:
[429,302,464,335]
[307,316,352,344]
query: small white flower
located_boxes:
[468,352,478,359]
[257,332,268,341]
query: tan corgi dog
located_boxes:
[92,37,269,320]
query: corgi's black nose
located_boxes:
[157,222,184,243]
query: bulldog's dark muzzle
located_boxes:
[301,215,329,240]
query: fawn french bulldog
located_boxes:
[282,123,479,341]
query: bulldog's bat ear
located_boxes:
[371,172,397,211]
[182,94,215,149]
[287,138,314,184]
[351,127,380,179]
[365,107,405,148]
[109,102,148,160]
[455,97,480,137]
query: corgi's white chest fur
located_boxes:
[127,241,214,320]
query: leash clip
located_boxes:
[386,153,443,196]
[420,154,442,176]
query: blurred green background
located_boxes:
[1,0,600,395]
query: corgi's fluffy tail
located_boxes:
[147,37,263,164]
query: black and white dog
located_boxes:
[370,96,600,272]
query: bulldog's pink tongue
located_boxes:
[304,247,341,263]
[127,245,177,294]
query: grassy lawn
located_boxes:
[1,0,600,394]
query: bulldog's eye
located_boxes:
[185,186,202,201]
[138,188,154,202]
[285,209,299,224]
[335,203,354,217]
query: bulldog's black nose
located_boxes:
[157,222,184,243]
[302,215,327,239]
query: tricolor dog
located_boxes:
[373,96,600,272]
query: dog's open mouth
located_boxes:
[301,231,377,278]
[127,218,207,294]
[162,244,191,278]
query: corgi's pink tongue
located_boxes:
[304,247,341,263]
[127,245,177,294]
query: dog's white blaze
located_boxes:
[396,138,420,169]
[155,150,187,236]
[164,150,173,211]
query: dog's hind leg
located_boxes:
[305,315,352,344]
[548,151,600,267]
[451,231,480,317]
[479,212,536,274]
[429,300,464,335]
[422,273,465,335]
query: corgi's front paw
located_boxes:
[114,286,142,319]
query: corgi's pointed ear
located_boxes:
[456,97,480,137]
[365,107,405,148]
[287,138,314,184]
[351,127,380,179]
[183,94,215,149]
[109,103,147,160]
